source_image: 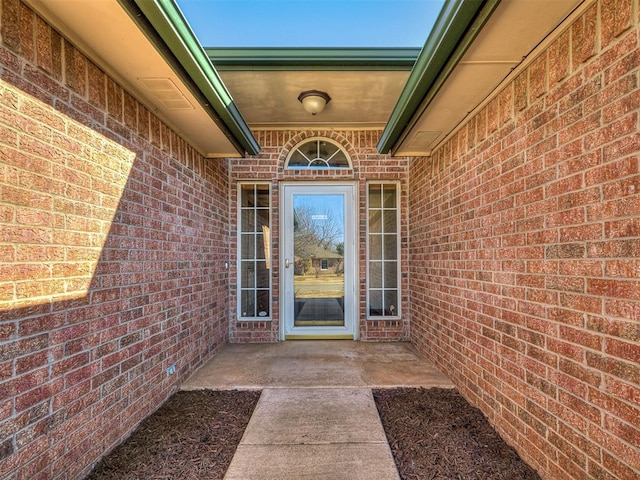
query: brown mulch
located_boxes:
[373,388,541,480]
[86,387,540,480]
[86,390,260,480]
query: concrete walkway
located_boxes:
[181,341,454,480]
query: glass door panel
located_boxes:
[293,194,345,327]
[282,183,355,339]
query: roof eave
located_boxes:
[206,47,421,71]
[120,0,260,156]
[378,0,501,155]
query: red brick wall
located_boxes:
[409,1,640,478]
[229,130,410,342]
[0,2,230,478]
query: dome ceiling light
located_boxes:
[297,90,331,115]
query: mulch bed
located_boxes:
[86,387,539,480]
[86,390,260,480]
[373,387,541,480]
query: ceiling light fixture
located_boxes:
[297,90,331,115]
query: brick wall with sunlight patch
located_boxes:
[0,1,230,478]
[409,1,640,479]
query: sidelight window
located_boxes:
[367,182,400,318]
[238,183,271,319]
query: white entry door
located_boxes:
[281,183,357,339]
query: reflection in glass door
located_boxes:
[293,193,345,327]
[282,183,355,339]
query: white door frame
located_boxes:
[280,182,358,340]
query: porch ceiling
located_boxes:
[219,69,410,130]
[210,50,416,130]
[24,0,586,158]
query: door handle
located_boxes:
[285,259,291,268]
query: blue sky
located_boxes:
[175,0,445,48]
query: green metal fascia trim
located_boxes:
[120,0,259,156]
[390,0,501,155]
[377,0,500,155]
[206,48,421,71]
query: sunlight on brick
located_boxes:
[0,79,136,311]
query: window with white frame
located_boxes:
[285,138,351,169]
[238,183,271,319]
[367,183,400,318]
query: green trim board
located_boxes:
[118,0,260,156]
[206,48,421,71]
[378,0,501,155]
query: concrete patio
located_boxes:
[182,341,453,479]
[181,340,454,390]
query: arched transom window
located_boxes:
[285,138,351,169]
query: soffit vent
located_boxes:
[138,77,194,110]
[407,131,442,149]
